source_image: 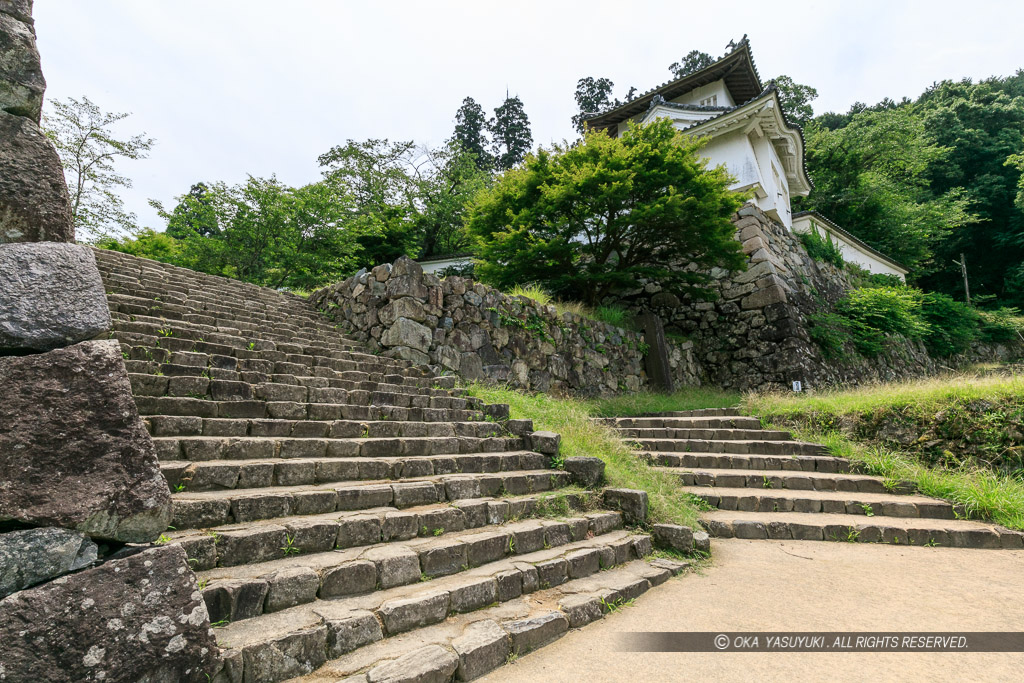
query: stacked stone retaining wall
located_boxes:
[310,257,700,396]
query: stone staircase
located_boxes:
[600,409,1024,549]
[93,249,692,683]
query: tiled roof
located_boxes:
[793,211,908,272]
[584,35,763,130]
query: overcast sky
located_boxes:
[33,0,1024,232]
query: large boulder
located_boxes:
[0,110,74,243]
[0,242,111,352]
[0,3,44,121]
[0,544,220,682]
[0,527,97,598]
[0,340,172,542]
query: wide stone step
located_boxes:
[127,372,457,407]
[145,415,517,440]
[168,495,612,570]
[205,537,665,683]
[161,451,549,491]
[196,520,635,624]
[170,469,575,529]
[686,486,957,519]
[645,408,742,418]
[615,427,792,440]
[632,438,828,456]
[133,396,487,423]
[699,510,1024,549]
[663,466,908,494]
[640,451,861,473]
[596,415,762,429]
[156,435,524,464]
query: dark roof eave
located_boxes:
[584,36,762,130]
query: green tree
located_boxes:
[772,75,818,126]
[913,74,1024,305]
[411,143,491,258]
[43,96,155,241]
[668,50,714,79]
[488,95,533,171]
[163,182,219,239]
[467,118,745,306]
[801,106,973,269]
[452,97,492,170]
[318,139,422,267]
[571,77,637,133]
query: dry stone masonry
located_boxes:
[0,4,217,680]
[86,248,702,682]
[617,205,1024,391]
[310,256,700,396]
[0,0,73,244]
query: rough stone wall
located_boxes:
[0,3,218,679]
[310,256,700,395]
[616,204,1024,391]
[0,0,73,243]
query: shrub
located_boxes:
[979,307,1024,343]
[808,312,853,359]
[920,292,980,357]
[593,305,634,329]
[835,286,928,356]
[799,224,844,267]
[508,283,552,306]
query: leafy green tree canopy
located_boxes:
[572,77,637,133]
[668,50,714,79]
[467,118,745,306]
[771,75,818,126]
[163,182,219,239]
[43,95,155,242]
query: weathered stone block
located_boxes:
[652,523,694,553]
[0,340,172,542]
[453,619,510,681]
[0,243,111,351]
[376,590,449,635]
[505,611,569,655]
[0,8,44,121]
[563,456,605,488]
[0,545,218,682]
[0,111,73,243]
[0,527,97,598]
[262,566,320,612]
[367,644,458,683]
[203,578,268,623]
[603,488,649,525]
[527,430,560,456]
[381,317,433,352]
[324,610,383,657]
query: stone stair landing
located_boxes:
[603,409,1024,550]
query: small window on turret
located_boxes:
[699,95,718,106]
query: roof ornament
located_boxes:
[725,34,748,53]
[649,94,666,110]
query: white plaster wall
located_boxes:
[419,256,473,274]
[792,216,907,280]
[671,80,734,107]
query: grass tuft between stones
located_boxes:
[465,384,710,529]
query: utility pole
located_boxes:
[954,252,971,305]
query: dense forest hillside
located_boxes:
[801,71,1024,307]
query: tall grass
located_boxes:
[745,372,1024,417]
[505,284,638,331]
[466,384,708,529]
[589,388,741,417]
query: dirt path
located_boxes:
[481,539,1024,682]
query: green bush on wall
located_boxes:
[799,223,845,268]
[920,292,981,357]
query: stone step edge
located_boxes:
[686,487,956,519]
[638,451,863,474]
[700,517,1024,549]
[197,524,645,626]
[206,551,685,683]
[167,492,611,570]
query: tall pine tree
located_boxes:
[489,95,533,171]
[452,97,492,170]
